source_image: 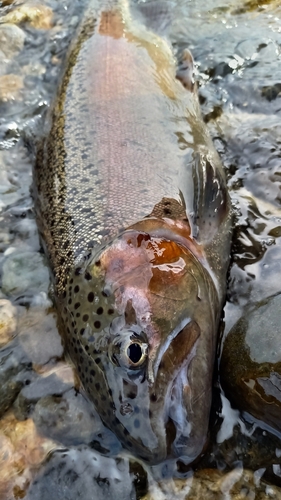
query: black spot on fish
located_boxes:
[96,307,103,315]
[85,345,89,351]
[164,208,172,215]
[83,314,89,322]
[134,419,140,429]
[150,393,157,402]
[88,292,94,302]
[95,357,101,364]
[74,302,80,309]
[85,271,92,280]
[74,285,80,293]
[90,369,95,377]
[75,267,82,275]
[94,320,101,329]
[95,383,100,391]
[108,308,114,315]
[68,298,72,305]
[80,328,85,335]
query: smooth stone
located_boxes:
[2,251,50,296]
[32,386,121,453]
[26,447,136,500]
[0,23,25,59]
[220,293,281,433]
[0,340,34,418]
[18,307,63,365]
[13,365,74,420]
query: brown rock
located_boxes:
[0,74,24,102]
[220,293,281,433]
[0,299,17,346]
[0,4,53,29]
[143,468,281,499]
[0,412,57,499]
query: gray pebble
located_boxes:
[2,251,50,296]
[0,23,25,59]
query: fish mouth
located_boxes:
[145,319,201,462]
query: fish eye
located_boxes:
[109,330,148,369]
[126,341,147,367]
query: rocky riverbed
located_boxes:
[0,0,281,498]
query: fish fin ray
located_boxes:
[192,152,230,243]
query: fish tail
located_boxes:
[92,0,173,37]
[131,0,174,36]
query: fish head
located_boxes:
[63,219,218,464]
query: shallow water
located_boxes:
[0,0,281,498]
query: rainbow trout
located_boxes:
[34,0,232,464]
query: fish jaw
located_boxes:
[59,218,219,464]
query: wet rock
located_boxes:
[17,307,63,366]
[0,74,24,102]
[0,412,57,500]
[0,299,17,346]
[0,4,53,30]
[0,23,25,59]
[13,364,74,420]
[0,340,33,418]
[2,251,50,296]
[26,447,136,500]
[143,468,281,499]
[32,389,108,447]
[32,388,121,454]
[209,404,281,472]
[220,293,281,433]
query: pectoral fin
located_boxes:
[192,152,230,243]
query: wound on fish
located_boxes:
[34,0,232,466]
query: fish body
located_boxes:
[34,0,232,465]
